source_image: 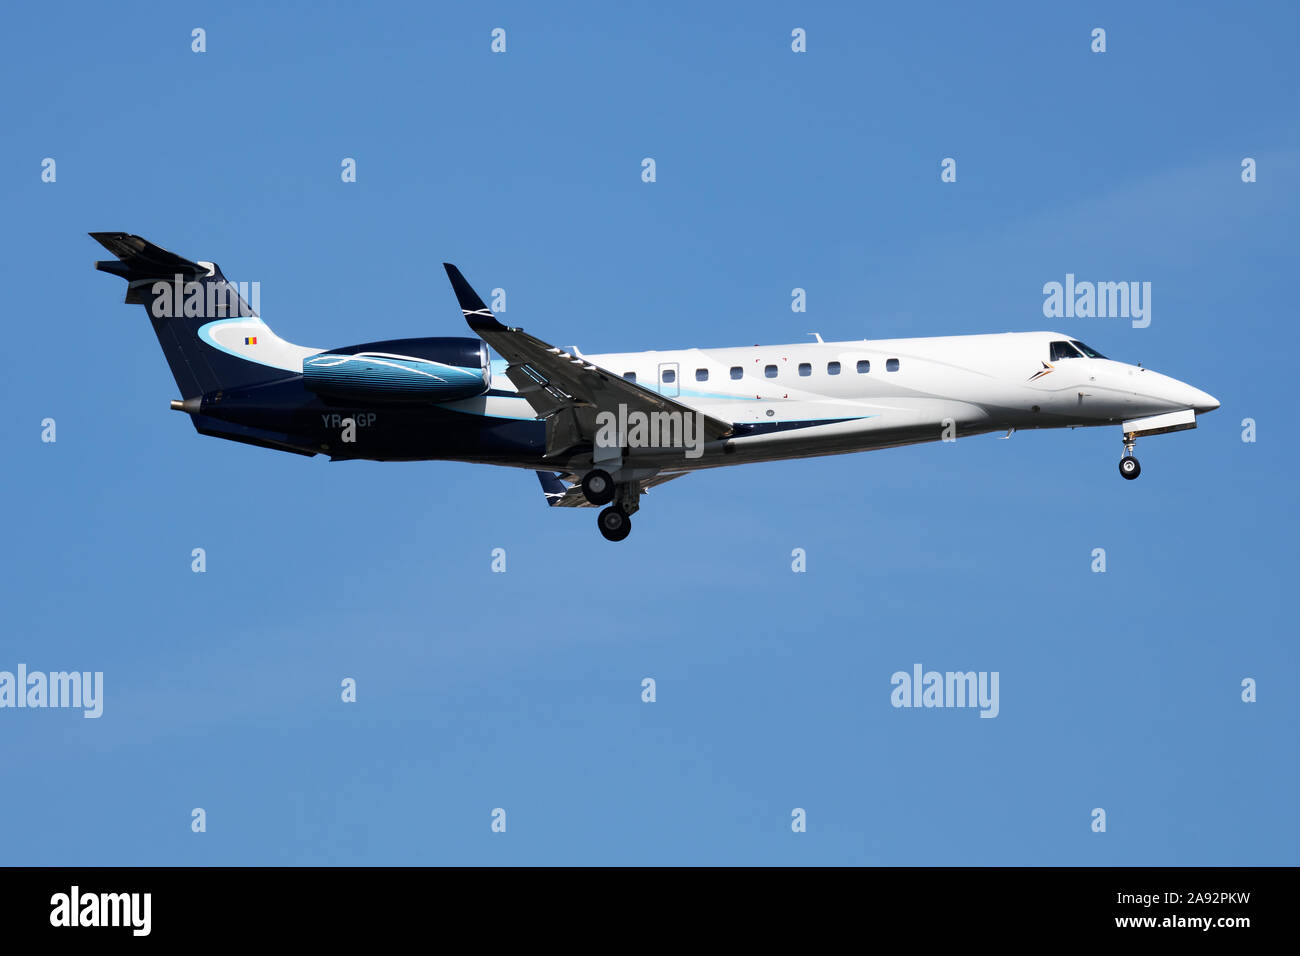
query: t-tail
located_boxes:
[90,232,316,398]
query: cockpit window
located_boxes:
[1069,340,1107,359]
[1050,340,1083,361]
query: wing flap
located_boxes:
[535,470,688,508]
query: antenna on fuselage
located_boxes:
[807,332,823,343]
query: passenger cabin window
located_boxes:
[696,368,708,382]
[623,372,636,382]
[764,364,778,378]
[827,361,841,375]
[661,369,676,384]
[730,366,743,380]
[1070,340,1107,359]
[798,362,811,376]
[856,360,870,373]
[1049,341,1083,361]
[886,358,900,371]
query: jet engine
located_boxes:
[303,336,490,403]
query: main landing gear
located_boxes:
[597,505,631,541]
[584,469,641,541]
[1118,433,1141,480]
[581,468,615,505]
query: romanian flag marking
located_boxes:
[245,336,257,345]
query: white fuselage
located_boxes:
[468,330,1219,472]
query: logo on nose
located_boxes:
[1027,361,1054,382]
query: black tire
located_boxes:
[597,506,632,541]
[1119,456,1141,480]
[582,469,615,505]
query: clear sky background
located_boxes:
[2,1,1296,865]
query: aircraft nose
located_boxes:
[1190,387,1220,414]
[1150,372,1220,414]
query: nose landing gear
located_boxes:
[1118,433,1141,480]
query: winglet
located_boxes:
[535,471,567,507]
[443,263,508,333]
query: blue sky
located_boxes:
[1,0,1296,864]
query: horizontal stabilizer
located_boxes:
[91,231,209,281]
[90,231,257,316]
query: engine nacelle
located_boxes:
[303,336,490,403]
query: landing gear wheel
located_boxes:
[597,506,632,541]
[581,469,615,506]
[1119,455,1141,480]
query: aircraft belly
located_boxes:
[729,401,987,447]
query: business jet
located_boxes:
[91,233,1220,541]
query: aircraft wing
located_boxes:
[535,470,688,508]
[444,264,733,458]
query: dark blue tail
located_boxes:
[91,232,297,398]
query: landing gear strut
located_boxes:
[1118,433,1141,480]
[595,477,642,541]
